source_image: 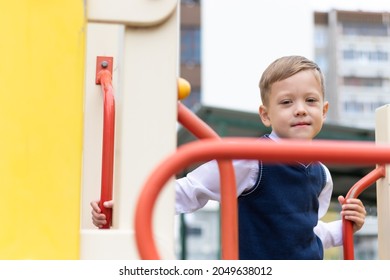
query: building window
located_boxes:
[181,27,201,65]
[343,77,383,87]
[342,22,389,37]
[314,27,328,48]
[343,100,387,114]
[315,54,328,73]
[344,101,364,113]
[342,49,388,62]
[181,0,200,4]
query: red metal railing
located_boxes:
[96,56,115,229]
[342,165,385,259]
[134,138,390,259]
[177,102,238,259]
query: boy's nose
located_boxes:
[294,103,307,116]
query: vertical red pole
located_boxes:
[177,102,238,260]
[343,165,385,259]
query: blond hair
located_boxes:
[259,56,325,105]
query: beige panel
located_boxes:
[87,0,177,26]
[81,3,178,259]
[375,105,390,259]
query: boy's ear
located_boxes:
[322,101,329,119]
[259,105,271,127]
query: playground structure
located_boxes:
[134,97,390,260]
[1,0,390,260]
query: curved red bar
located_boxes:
[97,69,115,229]
[134,138,390,259]
[342,165,385,260]
[178,102,238,260]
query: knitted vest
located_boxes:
[238,138,326,259]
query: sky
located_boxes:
[201,0,390,113]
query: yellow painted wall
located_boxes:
[0,0,85,259]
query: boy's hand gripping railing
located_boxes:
[95,56,115,229]
[342,165,385,260]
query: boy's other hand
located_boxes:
[338,195,366,233]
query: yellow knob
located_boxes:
[177,77,191,100]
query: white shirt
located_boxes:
[175,132,343,249]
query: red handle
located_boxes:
[96,57,115,229]
[342,165,385,259]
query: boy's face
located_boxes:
[259,70,328,140]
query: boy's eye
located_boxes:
[306,98,317,103]
[280,99,292,105]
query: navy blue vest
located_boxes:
[238,137,326,259]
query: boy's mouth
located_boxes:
[292,122,310,127]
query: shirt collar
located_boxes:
[268,131,313,167]
[268,131,280,141]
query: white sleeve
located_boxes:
[314,220,343,248]
[314,164,343,248]
[175,159,259,214]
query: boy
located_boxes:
[91,55,366,259]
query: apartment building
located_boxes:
[315,10,390,128]
[180,0,202,109]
